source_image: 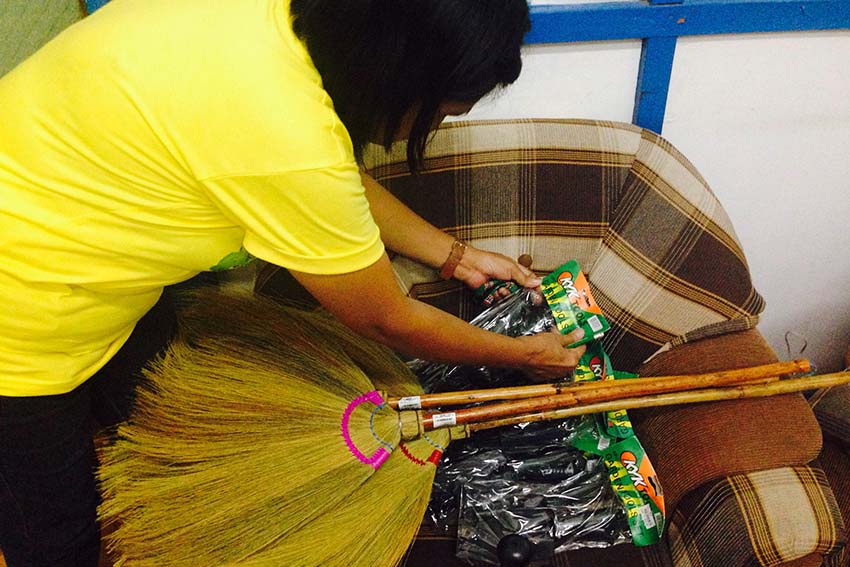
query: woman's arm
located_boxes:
[360,172,540,289]
[359,171,454,269]
[291,253,585,380]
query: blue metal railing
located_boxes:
[526,0,850,133]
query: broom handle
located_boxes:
[421,376,778,429]
[388,359,809,411]
[416,360,809,429]
[463,370,850,433]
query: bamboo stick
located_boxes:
[388,359,810,410]
[415,360,810,430]
[460,370,850,434]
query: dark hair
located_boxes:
[291,0,530,171]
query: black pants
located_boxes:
[0,292,178,567]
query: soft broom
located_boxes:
[98,290,422,566]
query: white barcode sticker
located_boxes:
[639,504,656,529]
[431,413,457,428]
[587,315,603,333]
[396,396,422,410]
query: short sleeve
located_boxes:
[200,162,385,275]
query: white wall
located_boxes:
[463,29,850,371]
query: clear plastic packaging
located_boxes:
[411,288,558,393]
[457,464,630,564]
[410,274,649,565]
[425,417,631,565]
[427,419,584,531]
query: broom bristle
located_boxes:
[98,289,422,566]
[234,429,451,567]
[305,308,423,398]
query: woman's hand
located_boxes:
[515,327,587,382]
[453,245,541,290]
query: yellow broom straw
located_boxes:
[383,359,810,410]
[233,428,451,567]
[98,290,420,567]
[241,310,450,567]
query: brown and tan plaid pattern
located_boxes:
[669,465,845,567]
[632,329,823,516]
[359,119,836,567]
[363,119,764,371]
[821,440,850,567]
[813,384,850,446]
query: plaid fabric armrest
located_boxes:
[670,464,845,566]
[813,384,850,446]
[634,329,822,514]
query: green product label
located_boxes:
[567,339,665,547]
[602,436,666,546]
[572,343,636,438]
[541,277,580,335]
[541,260,611,346]
[603,363,636,439]
[572,341,607,383]
[605,408,634,439]
[571,414,614,455]
[570,418,665,545]
[606,370,639,439]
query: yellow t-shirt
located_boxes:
[0,0,385,396]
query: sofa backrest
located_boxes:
[363,119,764,370]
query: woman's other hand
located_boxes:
[515,327,586,382]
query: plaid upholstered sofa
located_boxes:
[255,119,848,567]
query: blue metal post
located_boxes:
[631,0,683,134]
[633,35,678,133]
[85,0,110,14]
